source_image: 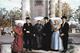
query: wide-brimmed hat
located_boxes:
[15,20,26,26]
[34,16,44,21]
[61,16,67,19]
[50,17,62,24]
[25,17,30,20]
[44,17,48,20]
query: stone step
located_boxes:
[25,50,60,53]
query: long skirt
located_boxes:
[23,36,32,50]
[31,36,37,49]
[12,36,23,52]
[36,34,43,49]
[42,34,51,50]
[51,31,63,51]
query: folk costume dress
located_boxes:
[12,26,23,52]
[50,18,63,51]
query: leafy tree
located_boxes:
[8,9,22,20]
[62,3,73,19]
[75,6,80,23]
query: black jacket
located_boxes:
[60,22,69,50]
[60,22,69,37]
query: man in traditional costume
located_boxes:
[60,16,69,53]
[23,17,33,51]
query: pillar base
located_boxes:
[1,44,11,53]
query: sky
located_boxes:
[0,0,80,11]
[0,0,21,10]
[64,0,80,10]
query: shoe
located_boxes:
[29,49,32,51]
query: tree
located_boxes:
[55,3,59,17]
[75,6,80,23]
[0,8,22,27]
[62,3,72,19]
[8,9,22,20]
[0,8,8,27]
[14,10,22,19]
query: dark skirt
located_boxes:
[35,34,43,49]
[42,34,51,50]
[23,35,32,49]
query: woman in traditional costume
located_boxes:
[12,23,23,53]
[50,17,63,51]
[33,20,43,49]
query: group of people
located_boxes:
[12,16,69,53]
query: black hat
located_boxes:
[44,17,48,19]
[61,16,67,19]
[26,17,30,20]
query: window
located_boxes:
[35,0,43,6]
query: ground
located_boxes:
[0,33,80,53]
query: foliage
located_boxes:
[62,3,73,19]
[0,8,22,27]
[2,19,11,27]
[75,6,80,22]
[9,9,22,20]
[55,2,72,19]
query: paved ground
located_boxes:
[0,34,14,44]
[0,33,80,53]
[27,50,60,53]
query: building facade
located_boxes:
[30,0,49,18]
[21,0,63,20]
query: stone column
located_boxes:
[0,28,1,36]
[49,0,55,18]
[1,44,11,53]
[21,0,30,20]
[0,34,14,53]
[58,0,62,18]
